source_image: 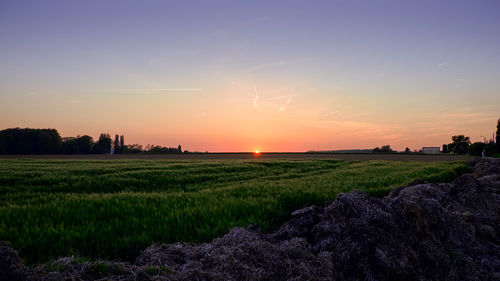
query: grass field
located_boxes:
[0,157,469,264]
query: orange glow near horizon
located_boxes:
[1,80,498,153]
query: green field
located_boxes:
[0,158,469,264]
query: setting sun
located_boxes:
[254,150,260,154]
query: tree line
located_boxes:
[440,119,500,156]
[371,119,500,156]
[0,128,184,154]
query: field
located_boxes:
[0,156,470,264]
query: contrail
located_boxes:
[112,88,202,91]
[253,85,260,110]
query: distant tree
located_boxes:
[143,144,185,154]
[124,144,143,153]
[91,144,103,154]
[62,137,79,154]
[442,144,448,153]
[470,141,496,157]
[497,118,500,152]
[448,135,471,154]
[0,133,6,154]
[76,135,93,154]
[404,147,411,153]
[37,129,62,154]
[113,134,120,154]
[372,145,394,153]
[0,128,61,154]
[469,142,485,156]
[92,133,112,154]
[485,141,496,156]
[101,133,112,154]
[119,135,125,153]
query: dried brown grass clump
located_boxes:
[0,240,26,281]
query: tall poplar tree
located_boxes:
[113,134,120,154]
[496,118,500,152]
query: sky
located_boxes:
[1,0,499,152]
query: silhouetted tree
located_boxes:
[0,128,61,154]
[113,134,120,154]
[120,135,125,153]
[62,137,79,154]
[76,135,93,154]
[469,142,485,156]
[381,145,394,153]
[470,141,496,157]
[448,135,471,154]
[91,133,112,154]
[0,134,6,154]
[404,147,411,153]
[373,145,393,153]
[486,141,496,156]
[143,144,184,154]
[125,144,142,153]
[497,119,500,153]
[101,133,112,154]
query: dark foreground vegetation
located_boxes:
[0,159,467,264]
[2,158,499,281]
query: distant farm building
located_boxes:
[422,147,440,154]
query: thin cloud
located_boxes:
[323,110,339,117]
[265,95,292,101]
[111,88,202,92]
[438,61,448,67]
[279,96,292,112]
[322,105,352,117]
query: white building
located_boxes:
[422,147,440,154]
